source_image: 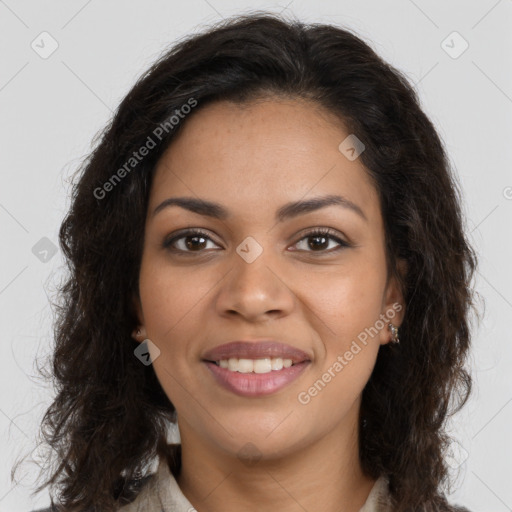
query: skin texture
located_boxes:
[132,97,406,512]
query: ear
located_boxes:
[379,258,407,345]
[131,292,146,343]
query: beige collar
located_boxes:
[120,456,393,511]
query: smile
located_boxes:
[203,359,311,397]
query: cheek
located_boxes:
[300,256,386,345]
[138,258,213,338]
[296,267,384,418]
[137,261,205,404]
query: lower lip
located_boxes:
[203,360,311,397]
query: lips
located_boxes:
[203,359,310,397]
[201,340,311,364]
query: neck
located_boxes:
[175,413,377,512]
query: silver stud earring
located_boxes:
[388,323,400,344]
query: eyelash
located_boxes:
[162,228,350,255]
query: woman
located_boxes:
[24,12,478,512]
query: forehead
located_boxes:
[150,98,381,227]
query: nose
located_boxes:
[214,244,296,323]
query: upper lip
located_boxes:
[202,341,312,364]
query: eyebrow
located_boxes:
[152,194,367,223]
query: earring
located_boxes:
[388,323,400,344]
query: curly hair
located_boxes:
[15,12,480,511]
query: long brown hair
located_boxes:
[14,12,480,511]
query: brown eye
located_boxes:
[292,228,349,253]
[163,229,220,253]
[162,227,350,255]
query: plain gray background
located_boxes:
[1,1,511,510]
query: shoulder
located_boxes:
[28,473,157,512]
[116,471,159,511]
[359,475,473,512]
[359,474,394,511]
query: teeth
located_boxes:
[215,357,295,373]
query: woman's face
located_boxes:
[134,97,405,460]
